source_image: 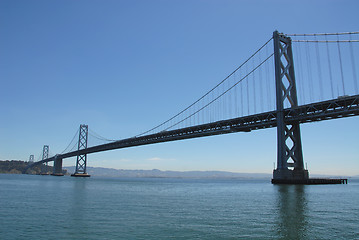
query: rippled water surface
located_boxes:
[0,174,358,239]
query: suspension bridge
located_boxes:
[24,30,359,183]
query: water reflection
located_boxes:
[274,185,308,240]
[69,179,89,221]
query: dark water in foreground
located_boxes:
[0,174,358,240]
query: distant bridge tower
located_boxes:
[272,31,309,181]
[40,145,50,175]
[29,155,34,162]
[71,124,90,177]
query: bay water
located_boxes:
[0,174,358,239]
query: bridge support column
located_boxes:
[52,155,64,176]
[71,124,90,177]
[272,31,309,182]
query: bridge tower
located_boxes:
[272,31,309,181]
[40,145,50,175]
[71,124,90,177]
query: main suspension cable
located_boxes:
[89,129,116,142]
[163,53,274,131]
[287,31,359,36]
[136,37,274,137]
[61,128,79,154]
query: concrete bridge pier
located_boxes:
[52,155,64,176]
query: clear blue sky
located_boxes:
[0,0,358,176]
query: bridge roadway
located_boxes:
[30,94,359,167]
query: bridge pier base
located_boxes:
[71,173,91,177]
[273,169,309,180]
[52,156,64,176]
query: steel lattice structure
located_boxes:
[73,125,89,175]
[272,31,308,180]
[40,145,49,174]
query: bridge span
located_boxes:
[24,94,359,175]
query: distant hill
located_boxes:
[63,166,357,179]
[63,166,272,179]
[2,161,355,179]
[0,160,67,175]
[0,160,48,174]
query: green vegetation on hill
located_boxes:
[0,160,67,175]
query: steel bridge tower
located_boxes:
[40,145,50,175]
[71,124,90,177]
[272,31,309,181]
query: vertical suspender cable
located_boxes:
[234,72,238,117]
[220,84,222,120]
[258,50,264,113]
[325,35,335,99]
[228,72,232,118]
[270,53,275,109]
[197,102,199,125]
[189,107,191,128]
[294,43,304,105]
[239,68,244,117]
[337,34,346,96]
[214,85,217,121]
[221,77,224,119]
[246,63,249,115]
[193,102,199,125]
[304,36,314,102]
[194,104,196,126]
[349,34,358,94]
[214,84,217,121]
[315,35,324,100]
[222,77,226,119]
[194,102,197,126]
[211,90,214,122]
[252,58,257,113]
[265,44,271,110]
[201,96,204,124]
